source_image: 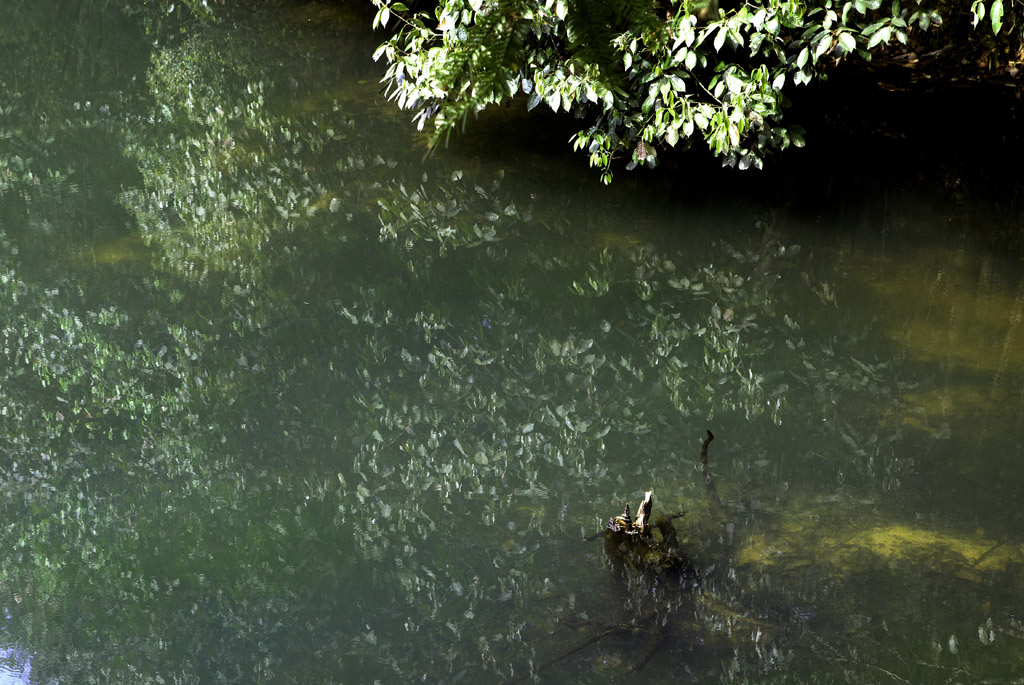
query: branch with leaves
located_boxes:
[373,0,1014,182]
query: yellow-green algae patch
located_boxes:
[841,525,1017,575]
[735,507,1023,584]
[865,248,1024,376]
[84,235,152,265]
[834,242,1024,440]
[898,383,1019,439]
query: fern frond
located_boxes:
[428,0,524,142]
[565,0,658,77]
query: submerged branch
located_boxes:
[700,430,721,508]
[522,613,660,681]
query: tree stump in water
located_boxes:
[602,431,716,577]
[603,491,689,577]
[524,432,721,680]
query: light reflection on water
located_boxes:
[0,649,30,685]
[0,1,1022,683]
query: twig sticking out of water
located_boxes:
[700,430,721,509]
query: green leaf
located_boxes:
[526,90,542,111]
[796,46,810,69]
[545,90,561,113]
[971,0,985,27]
[866,25,892,49]
[990,0,1004,33]
[665,126,679,147]
[915,11,934,29]
[714,25,729,52]
[642,87,658,113]
[837,32,856,54]
[813,33,832,60]
[749,31,766,55]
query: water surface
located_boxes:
[1,2,1023,682]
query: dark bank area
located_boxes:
[438,58,1022,227]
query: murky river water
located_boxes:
[1,2,1023,682]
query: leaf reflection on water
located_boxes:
[0,3,1022,682]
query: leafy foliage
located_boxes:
[372,0,1014,180]
[971,0,1007,34]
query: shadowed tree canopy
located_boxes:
[371,0,1022,181]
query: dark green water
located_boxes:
[2,2,1023,682]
